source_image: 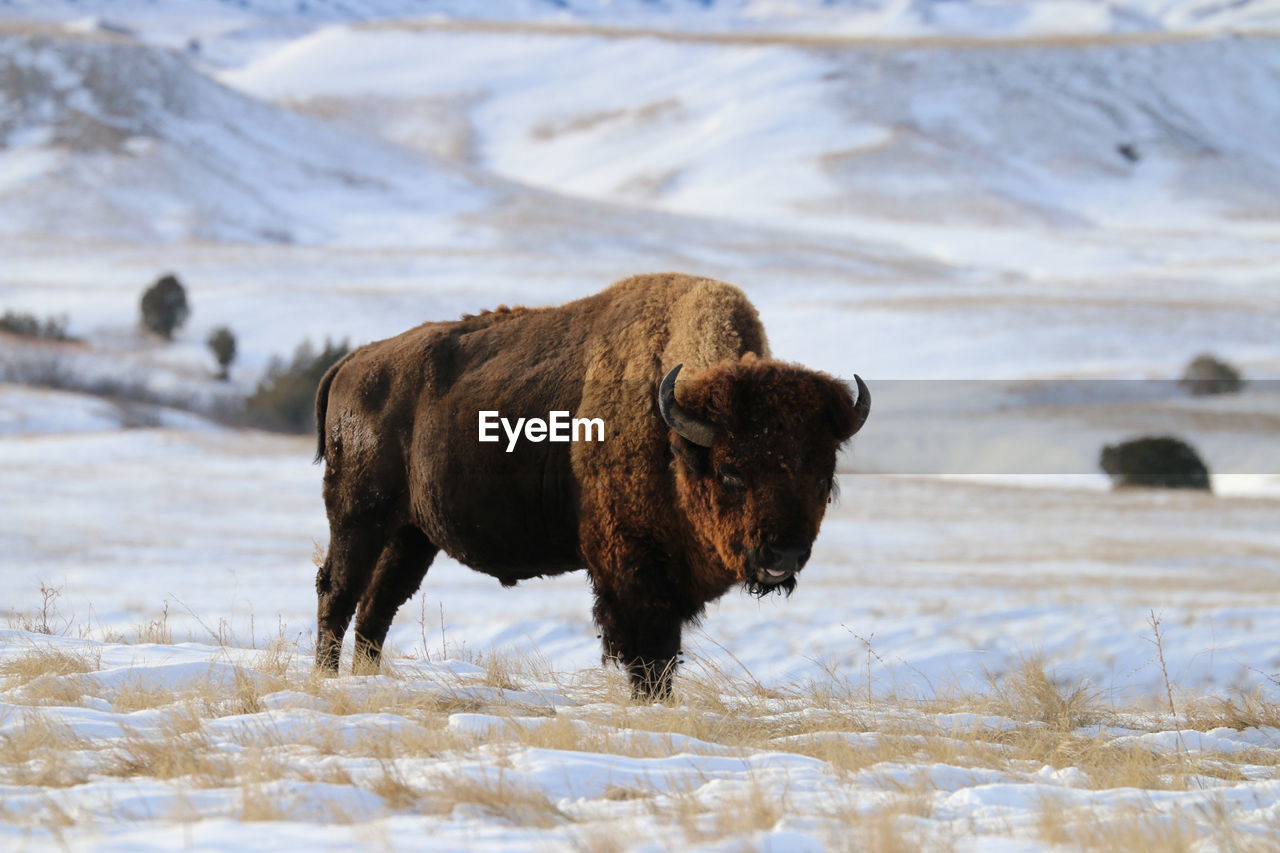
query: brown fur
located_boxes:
[313,273,868,698]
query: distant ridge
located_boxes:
[0,32,492,244]
[1,0,1279,38]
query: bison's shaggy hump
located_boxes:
[312,272,869,699]
[460,304,531,322]
[1099,435,1212,492]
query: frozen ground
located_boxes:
[2,2,1279,850]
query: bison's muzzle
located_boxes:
[750,541,811,588]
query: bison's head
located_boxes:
[659,356,869,596]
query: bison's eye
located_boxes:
[716,463,746,491]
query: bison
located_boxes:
[312,273,870,698]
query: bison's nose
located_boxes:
[752,543,811,581]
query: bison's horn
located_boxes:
[658,364,716,447]
[850,374,871,435]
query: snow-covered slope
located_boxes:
[0,31,493,245]
[227,26,1280,232]
[3,0,1280,39]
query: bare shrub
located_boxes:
[8,583,71,636]
[1099,435,1211,491]
[0,309,74,341]
[1179,353,1244,396]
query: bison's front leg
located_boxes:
[592,583,684,701]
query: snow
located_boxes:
[4,1,1280,42]
[2,0,1280,849]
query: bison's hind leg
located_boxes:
[352,526,438,674]
[315,525,391,675]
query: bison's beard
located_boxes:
[746,574,797,598]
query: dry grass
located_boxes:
[419,770,570,828]
[367,760,431,811]
[0,709,109,790]
[366,15,1227,51]
[132,601,172,645]
[0,646,99,687]
[704,778,786,839]
[1183,691,1280,732]
[1041,804,1203,852]
[102,727,231,785]
[3,636,1280,847]
[986,655,1102,731]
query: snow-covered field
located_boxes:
[2,1,1279,849]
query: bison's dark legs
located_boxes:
[315,526,388,674]
[352,526,438,674]
[592,586,685,701]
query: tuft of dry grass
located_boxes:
[132,601,172,645]
[367,760,431,812]
[1181,691,1280,732]
[986,655,1101,732]
[102,727,230,785]
[13,674,88,706]
[0,712,91,788]
[569,826,628,853]
[0,647,99,687]
[420,770,570,828]
[705,778,786,839]
[600,785,650,801]
[111,677,185,713]
[1040,804,1203,852]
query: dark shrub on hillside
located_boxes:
[206,326,237,380]
[140,274,190,340]
[1178,353,1243,396]
[0,310,74,341]
[244,338,349,434]
[1099,436,1211,492]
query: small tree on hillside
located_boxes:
[1178,352,1244,397]
[206,326,237,380]
[244,338,349,434]
[140,274,190,340]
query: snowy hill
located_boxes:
[4,0,1280,39]
[0,31,493,245]
[227,25,1280,233]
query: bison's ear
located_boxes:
[825,375,871,442]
